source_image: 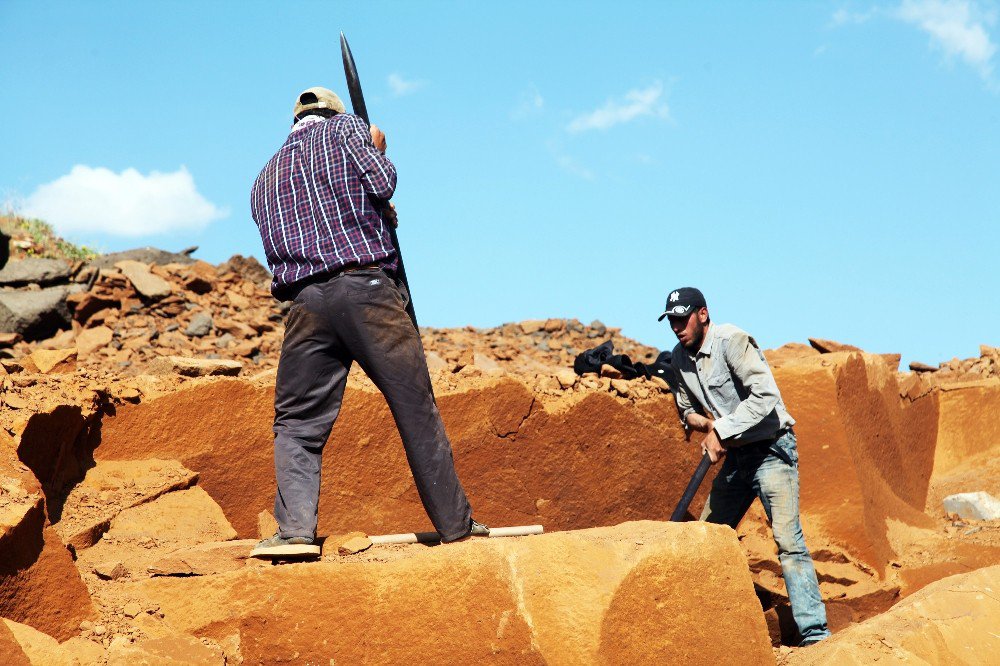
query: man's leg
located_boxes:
[753,433,830,644]
[700,454,757,526]
[335,270,472,541]
[272,285,351,539]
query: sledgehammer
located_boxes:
[370,525,544,545]
[669,452,712,522]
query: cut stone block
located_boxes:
[1,448,96,640]
[77,487,238,578]
[54,459,198,550]
[792,565,1000,664]
[121,521,772,665]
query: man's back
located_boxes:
[250,114,397,298]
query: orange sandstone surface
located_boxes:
[1,315,999,662]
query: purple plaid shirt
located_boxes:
[250,113,398,299]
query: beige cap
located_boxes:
[293,87,346,118]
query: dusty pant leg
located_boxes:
[337,271,472,541]
[754,455,830,642]
[700,454,757,526]
[272,288,351,539]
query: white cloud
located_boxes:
[831,7,878,26]
[510,85,545,120]
[387,73,425,97]
[567,81,670,133]
[895,0,997,78]
[22,165,227,238]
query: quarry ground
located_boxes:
[1,253,998,664]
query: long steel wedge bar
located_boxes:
[669,452,712,522]
[370,524,544,545]
[340,31,418,328]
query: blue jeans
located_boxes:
[700,431,830,643]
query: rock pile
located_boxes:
[909,344,1000,386]
[0,253,282,377]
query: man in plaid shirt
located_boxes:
[249,87,485,558]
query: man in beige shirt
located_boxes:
[662,286,829,647]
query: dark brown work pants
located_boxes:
[272,268,472,541]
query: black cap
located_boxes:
[657,287,707,321]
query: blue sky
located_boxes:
[2,1,997,366]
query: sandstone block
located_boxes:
[555,369,577,389]
[932,379,1000,478]
[106,634,224,665]
[115,261,173,300]
[256,510,278,540]
[0,618,75,666]
[424,351,449,372]
[213,318,256,339]
[60,637,107,664]
[149,356,242,377]
[65,291,120,326]
[599,363,623,379]
[75,325,114,359]
[123,522,772,665]
[793,565,1000,664]
[148,540,256,576]
[28,348,77,374]
[776,353,946,574]
[337,534,373,555]
[610,378,631,396]
[77,487,238,578]
[472,352,500,371]
[0,525,97,640]
[54,459,199,550]
[218,254,272,287]
[226,291,250,309]
[91,376,708,540]
[520,319,545,334]
[808,337,861,354]
[763,342,819,366]
[93,560,128,580]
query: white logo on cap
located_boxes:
[669,291,680,302]
[669,305,688,314]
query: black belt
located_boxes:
[277,263,383,302]
[732,428,794,466]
